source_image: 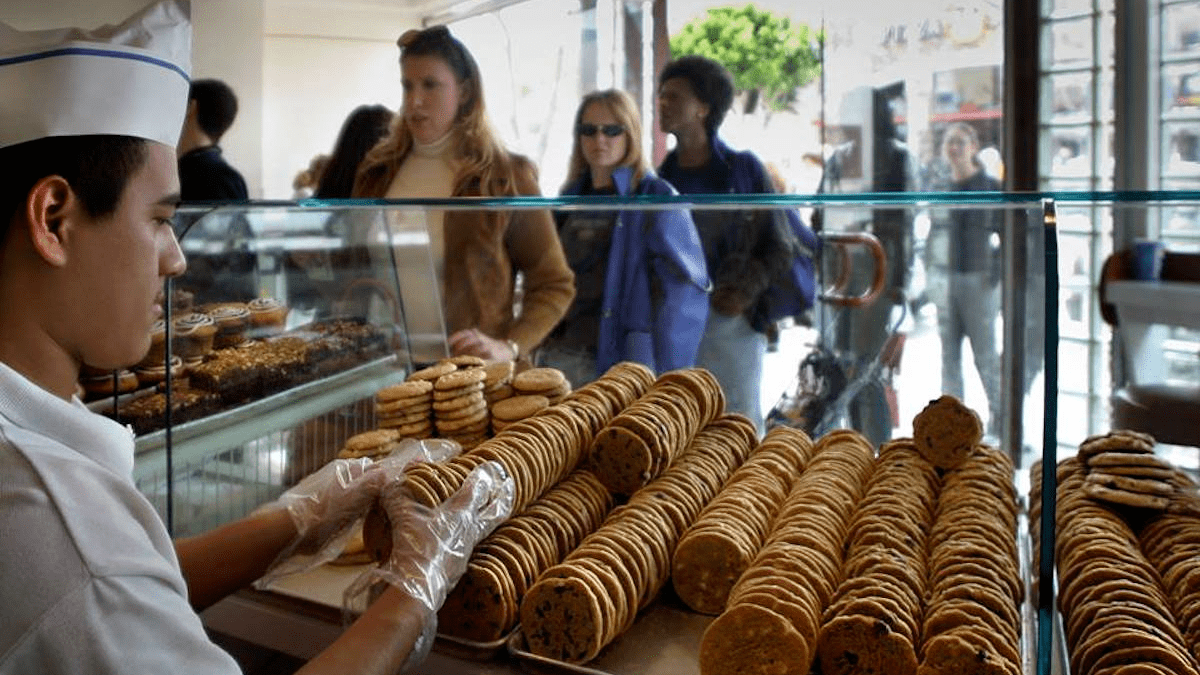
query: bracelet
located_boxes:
[506,339,520,360]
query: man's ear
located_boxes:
[24,176,76,267]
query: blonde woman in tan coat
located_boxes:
[354,26,574,365]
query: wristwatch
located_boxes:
[506,339,520,360]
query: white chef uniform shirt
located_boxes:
[0,361,241,674]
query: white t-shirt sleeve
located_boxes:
[2,575,242,675]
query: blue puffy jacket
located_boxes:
[559,166,711,375]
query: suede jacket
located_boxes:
[357,152,575,357]
[559,166,710,374]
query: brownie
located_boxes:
[114,387,220,435]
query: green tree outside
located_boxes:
[670,4,823,115]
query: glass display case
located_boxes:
[78,192,1200,675]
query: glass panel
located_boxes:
[1057,390,1092,449]
[1044,125,1094,177]
[1044,71,1094,123]
[1162,61,1200,116]
[1043,0,1095,16]
[1164,204,1200,237]
[1058,339,1092,394]
[1163,2,1200,56]
[1162,120,1200,177]
[1043,17,1095,66]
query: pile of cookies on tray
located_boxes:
[1050,456,1200,675]
[338,357,571,459]
[1077,429,1181,511]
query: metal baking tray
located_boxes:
[434,629,518,662]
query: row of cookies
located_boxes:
[698,430,876,675]
[1141,505,1200,667]
[815,438,940,675]
[1052,457,1200,675]
[437,469,615,642]
[1078,429,1180,511]
[520,413,758,664]
[399,362,655,511]
[589,367,725,496]
[671,425,814,615]
[918,444,1023,675]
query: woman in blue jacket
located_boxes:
[539,89,710,387]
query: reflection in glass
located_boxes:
[1163,63,1200,114]
[1045,127,1093,178]
[1045,71,1092,122]
[1164,2,1200,55]
[1163,121,1200,176]
[1044,17,1094,65]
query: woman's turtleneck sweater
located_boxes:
[385,132,456,269]
[381,132,455,342]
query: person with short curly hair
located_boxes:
[656,55,804,433]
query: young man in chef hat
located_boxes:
[0,3,512,673]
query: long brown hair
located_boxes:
[562,89,650,191]
[353,25,521,198]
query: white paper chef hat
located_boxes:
[0,0,192,149]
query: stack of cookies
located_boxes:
[482,361,515,406]
[1078,429,1177,511]
[512,367,571,404]
[1054,457,1200,675]
[490,395,550,434]
[374,380,434,440]
[1140,507,1200,666]
[336,428,401,460]
[432,367,491,450]
[672,425,813,615]
[815,438,939,675]
[590,368,724,496]
[699,430,875,675]
[520,413,756,664]
[918,444,1023,675]
[438,470,614,643]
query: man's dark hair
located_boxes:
[189,78,239,142]
[659,55,735,138]
[0,135,149,243]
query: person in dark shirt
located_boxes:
[175,78,253,304]
[177,78,248,201]
[939,122,1003,435]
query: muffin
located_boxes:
[208,303,251,349]
[247,297,290,336]
[135,355,184,388]
[138,320,168,368]
[173,312,217,359]
[80,369,139,399]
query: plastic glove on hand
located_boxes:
[378,460,515,612]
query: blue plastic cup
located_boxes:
[1131,240,1165,281]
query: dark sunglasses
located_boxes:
[577,123,625,138]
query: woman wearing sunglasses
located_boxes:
[539,90,710,387]
[354,26,574,367]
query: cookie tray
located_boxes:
[434,630,516,662]
[508,515,1039,675]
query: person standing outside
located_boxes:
[540,89,710,386]
[354,26,574,366]
[656,55,796,433]
[939,122,1003,435]
[0,3,511,673]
